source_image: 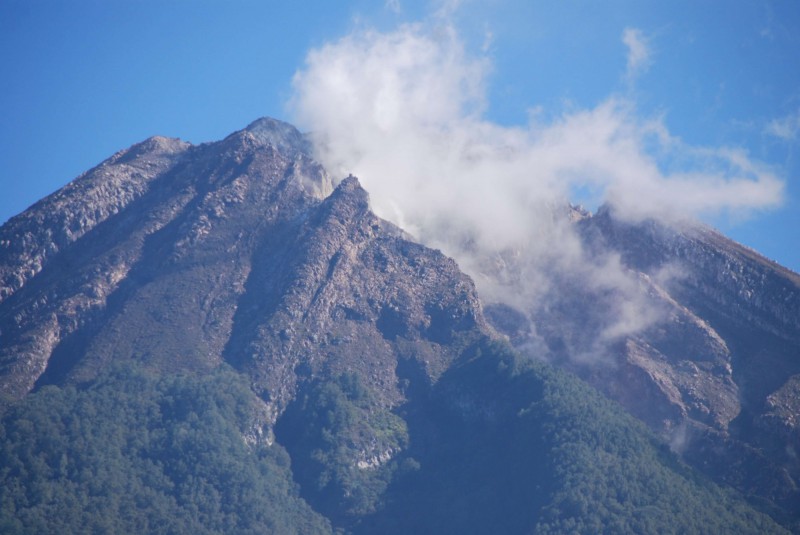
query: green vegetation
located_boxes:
[355,341,787,534]
[0,364,330,534]
[276,373,408,526]
[526,357,782,534]
[0,346,788,534]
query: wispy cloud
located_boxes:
[292,21,780,233]
[385,0,401,15]
[766,108,800,141]
[622,27,651,82]
[433,0,464,19]
[289,14,783,355]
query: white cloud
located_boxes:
[289,17,784,355]
[622,27,651,81]
[433,0,463,19]
[385,0,401,15]
[766,108,800,141]
[291,23,780,233]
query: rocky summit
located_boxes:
[0,118,797,533]
[485,200,800,521]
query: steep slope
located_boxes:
[580,208,800,518]
[582,206,800,418]
[0,118,481,408]
[485,203,800,524]
[0,136,190,304]
[0,119,335,399]
[0,118,491,527]
[0,118,793,533]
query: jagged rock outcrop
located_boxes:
[223,173,485,421]
[0,118,487,431]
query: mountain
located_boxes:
[483,203,800,521]
[0,118,795,533]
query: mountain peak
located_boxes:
[1,117,797,532]
[336,174,362,192]
[242,116,311,154]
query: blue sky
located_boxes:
[1,0,798,272]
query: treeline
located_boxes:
[351,342,787,534]
[0,365,330,534]
[0,346,788,534]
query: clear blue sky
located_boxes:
[1,0,798,272]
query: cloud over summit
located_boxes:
[289,13,784,351]
[291,18,781,232]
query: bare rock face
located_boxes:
[579,208,800,435]
[0,119,488,442]
[221,173,486,424]
[0,136,190,304]
[0,136,192,397]
[484,203,800,514]
[760,375,800,445]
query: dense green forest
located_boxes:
[0,345,788,533]
[0,365,330,534]
[352,343,786,534]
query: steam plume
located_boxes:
[289,16,784,355]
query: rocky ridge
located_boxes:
[0,117,797,531]
[0,118,488,453]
